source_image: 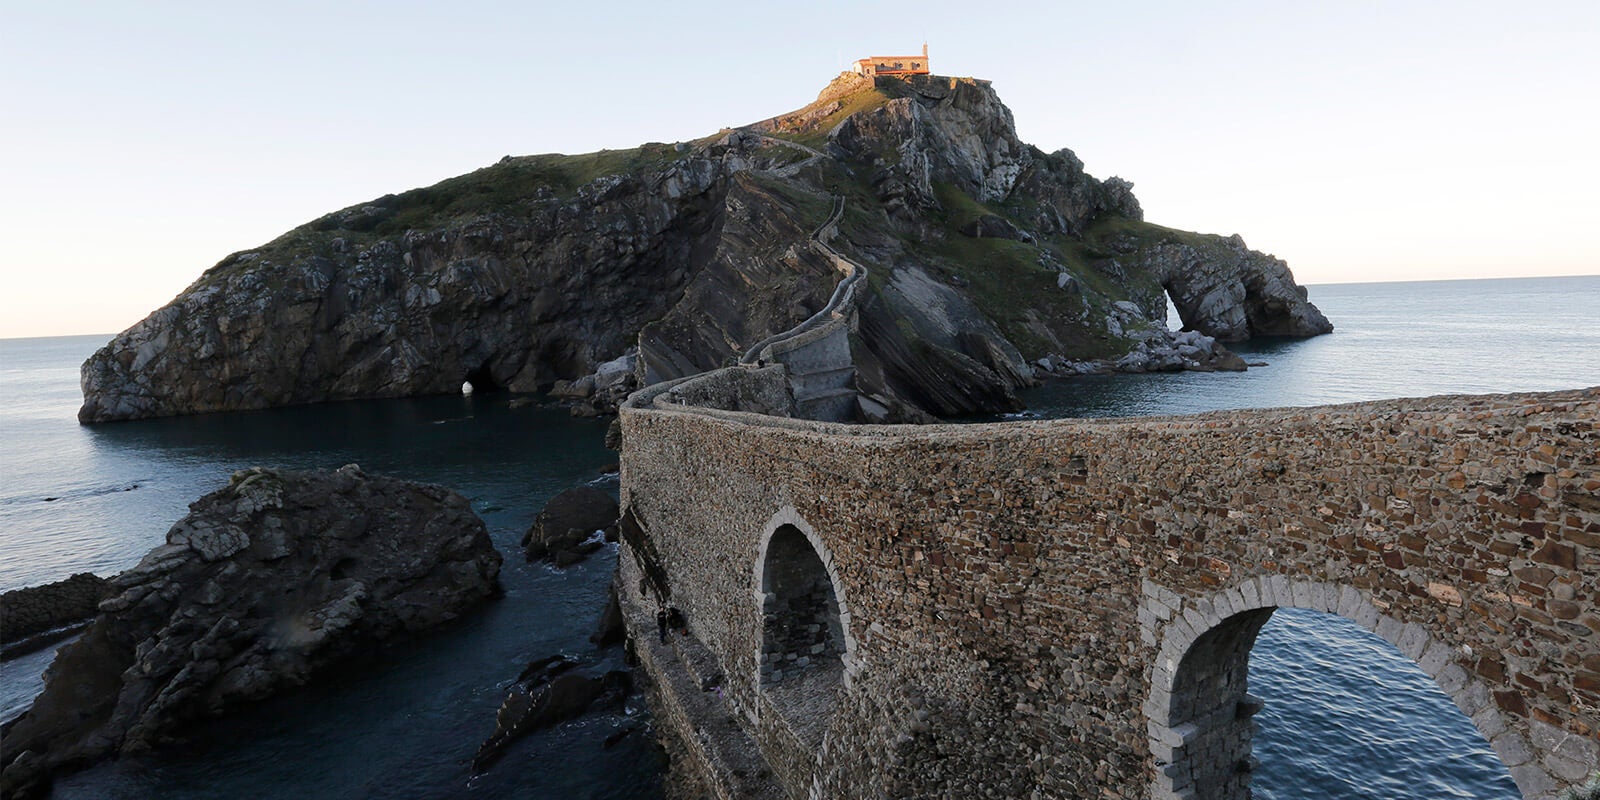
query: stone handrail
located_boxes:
[738,196,866,366]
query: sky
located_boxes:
[2,1,1596,339]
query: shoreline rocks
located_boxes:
[0,466,502,799]
[522,486,620,566]
[1032,327,1249,378]
[470,655,631,775]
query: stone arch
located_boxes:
[753,506,857,745]
[1141,576,1553,800]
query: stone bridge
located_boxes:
[616,376,1598,799]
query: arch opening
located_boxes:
[759,523,845,745]
[1164,607,1275,799]
[1161,283,1190,332]
[1248,608,1520,799]
[1150,584,1528,800]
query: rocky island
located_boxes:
[0,466,502,798]
[78,71,1328,424]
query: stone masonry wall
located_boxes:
[618,386,1599,799]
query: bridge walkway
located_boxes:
[619,562,785,800]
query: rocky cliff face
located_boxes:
[80,72,1329,423]
[0,466,501,798]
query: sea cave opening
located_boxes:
[462,364,502,396]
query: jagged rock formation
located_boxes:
[80,72,1329,423]
[0,466,501,798]
[521,485,619,566]
[470,655,630,775]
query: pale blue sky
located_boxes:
[2,1,1596,338]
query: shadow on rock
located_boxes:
[471,655,631,775]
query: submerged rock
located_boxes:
[0,466,502,798]
[471,655,631,775]
[522,486,619,566]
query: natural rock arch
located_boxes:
[752,507,857,746]
[1141,576,1555,800]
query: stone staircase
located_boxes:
[739,195,867,423]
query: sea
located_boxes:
[1,274,1596,799]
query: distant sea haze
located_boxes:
[1,275,1594,799]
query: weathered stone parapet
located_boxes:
[640,364,796,418]
[619,387,1599,799]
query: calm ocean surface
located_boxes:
[2,275,1596,798]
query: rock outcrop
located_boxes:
[0,466,501,798]
[0,573,109,657]
[521,486,619,566]
[470,655,631,775]
[1099,229,1333,341]
[80,72,1330,423]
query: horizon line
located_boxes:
[4,273,1595,343]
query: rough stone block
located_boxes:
[1509,763,1558,795]
[1452,679,1489,716]
[1528,718,1569,753]
[1353,601,1380,632]
[1238,580,1261,610]
[1418,640,1452,677]
[1493,731,1534,767]
[1148,738,1181,764]
[1138,606,1160,629]
[1435,663,1468,696]
[1542,752,1592,783]
[1553,729,1597,765]
[1306,582,1331,611]
[1265,575,1292,606]
[1474,704,1508,740]
[1397,622,1430,660]
[1157,722,1198,748]
[1337,584,1362,617]
[1375,615,1404,646]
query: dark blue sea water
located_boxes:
[2,275,1595,798]
[0,340,663,799]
